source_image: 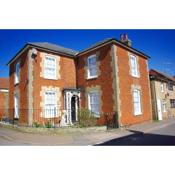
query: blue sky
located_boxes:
[0,29,175,77]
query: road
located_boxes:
[0,119,175,145]
[97,122,175,145]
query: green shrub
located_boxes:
[33,121,41,128]
[78,108,97,127]
[45,120,52,128]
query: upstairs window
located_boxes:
[88,91,100,116]
[44,91,57,118]
[130,55,139,77]
[15,62,20,84]
[87,54,97,79]
[133,89,142,115]
[170,99,175,108]
[168,82,173,91]
[161,83,164,92]
[44,56,56,79]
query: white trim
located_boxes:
[87,54,98,79]
[0,89,9,92]
[44,55,57,80]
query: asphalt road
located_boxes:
[96,122,175,146]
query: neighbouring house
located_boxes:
[149,69,175,120]
[0,78,9,120]
[7,34,152,127]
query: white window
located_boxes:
[44,56,56,79]
[162,101,166,112]
[161,83,164,92]
[133,89,142,115]
[44,91,57,118]
[130,55,139,77]
[15,62,20,84]
[87,54,97,79]
[14,94,19,118]
[88,91,100,116]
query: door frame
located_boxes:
[64,89,80,125]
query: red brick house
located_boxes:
[0,78,9,120]
[7,35,152,127]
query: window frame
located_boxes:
[88,90,100,117]
[14,61,20,85]
[170,99,175,108]
[130,54,139,78]
[44,55,57,80]
[44,90,57,118]
[168,82,173,91]
[14,94,19,119]
[87,54,98,79]
[132,89,142,116]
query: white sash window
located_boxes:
[15,62,20,84]
[133,89,142,115]
[87,54,97,79]
[88,91,100,116]
[44,91,57,118]
[14,94,19,118]
[44,56,56,79]
[130,55,139,77]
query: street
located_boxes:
[0,118,175,146]
[96,123,175,145]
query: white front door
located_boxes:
[14,94,19,119]
[157,99,162,120]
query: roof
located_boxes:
[78,38,150,59]
[7,42,79,65]
[28,42,78,56]
[7,37,150,65]
[149,69,175,83]
[0,78,9,89]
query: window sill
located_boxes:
[87,76,98,80]
[131,74,140,78]
[134,113,142,116]
[43,77,58,80]
[14,82,19,86]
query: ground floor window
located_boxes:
[162,101,167,112]
[133,89,142,115]
[170,99,175,108]
[14,94,19,118]
[44,91,57,118]
[88,90,100,116]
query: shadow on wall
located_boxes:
[95,129,175,146]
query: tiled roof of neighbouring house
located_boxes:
[0,78,9,89]
[149,69,175,82]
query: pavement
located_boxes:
[0,118,175,145]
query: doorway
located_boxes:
[71,96,76,123]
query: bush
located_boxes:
[33,121,41,128]
[45,120,52,128]
[78,108,97,127]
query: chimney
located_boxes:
[120,34,132,47]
